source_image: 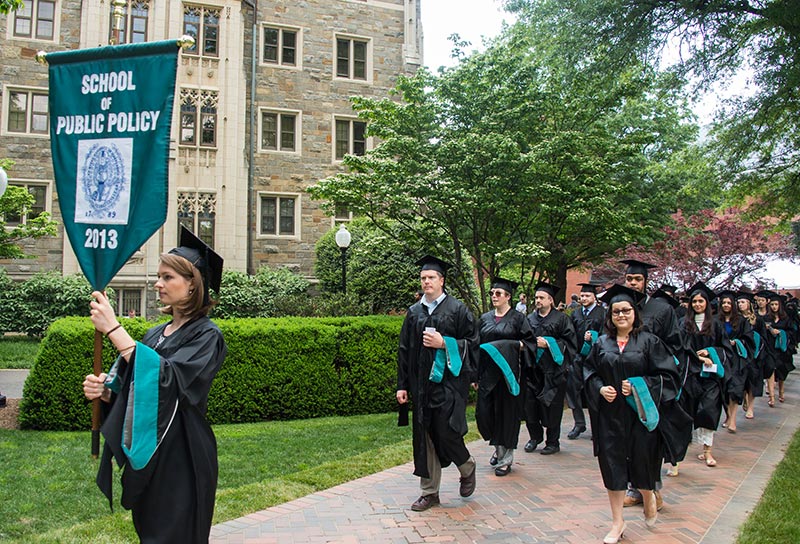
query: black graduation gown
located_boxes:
[584,332,680,490]
[476,310,535,449]
[757,310,779,379]
[524,310,577,428]
[679,318,732,431]
[397,294,479,478]
[720,318,754,404]
[744,316,767,397]
[770,317,797,381]
[97,316,227,544]
[639,296,682,356]
[568,304,606,411]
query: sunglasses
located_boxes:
[490,290,508,297]
[611,307,634,316]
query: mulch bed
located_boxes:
[0,398,21,430]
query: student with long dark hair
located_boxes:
[680,282,732,467]
[716,290,753,433]
[584,285,680,543]
[767,293,796,404]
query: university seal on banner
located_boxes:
[75,138,132,224]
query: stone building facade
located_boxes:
[0,0,422,317]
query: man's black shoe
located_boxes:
[567,425,586,440]
[494,465,512,477]
[524,439,539,453]
[0,394,6,408]
[411,493,439,511]
[489,452,498,466]
[459,466,476,497]
[540,444,560,455]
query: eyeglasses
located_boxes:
[611,308,634,316]
[490,290,508,297]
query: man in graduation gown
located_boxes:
[523,281,577,455]
[621,259,688,510]
[397,256,479,512]
[568,283,605,440]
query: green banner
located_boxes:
[48,40,179,290]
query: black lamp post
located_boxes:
[335,224,351,294]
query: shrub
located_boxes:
[19,315,404,430]
[213,266,310,318]
[0,271,107,337]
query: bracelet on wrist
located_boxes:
[105,323,122,337]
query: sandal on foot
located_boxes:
[706,456,717,467]
[666,466,679,477]
[745,411,754,419]
[779,396,785,403]
[727,427,737,433]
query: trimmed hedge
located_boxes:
[19,315,404,430]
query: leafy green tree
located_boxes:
[0,159,58,259]
[311,25,705,311]
[315,218,423,312]
[504,0,800,221]
[0,0,23,14]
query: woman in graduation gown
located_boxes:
[737,292,765,419]
[679,282,732,467]
[83,227,227,543]
[475,278,535,476]
[766,294,797,404]
[584,285,680,543]
[754,290,779,407]
[717,290,754,433]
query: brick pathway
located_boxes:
[211,375,799,544]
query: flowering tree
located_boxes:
[597,208,796,291]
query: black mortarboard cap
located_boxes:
[736,290,754,302]
[755,289,775,299]
[491,277,519,295]
[716,289,737,302]
[620,259,657,276]
[578,282,600,294]
[599,283,645,306]
[534,280,560,298]
[651,287,679,309]
[169,226,224,306]
[688,281,716,302]
[769,292,784,302]
[659,284,678,297]
[416,255,450,277]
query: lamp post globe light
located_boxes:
[334,224,351,294]
[0,167,7,199]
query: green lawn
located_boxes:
[735,427,800,544]
[0,336,40,369]
[0,410,481,543]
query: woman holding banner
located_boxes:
[584,285,680,543]
[82,227,226,543]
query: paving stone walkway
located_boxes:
[211,374,800,544]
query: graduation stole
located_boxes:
[429,336,463,383]
[731,339,748,358]
[674,355,684,401]
[120,343,161,470]
[775,329,788,352]
[699,346,725,378]
[535,336,565,366]
[579,330,599,357]
[624,376,660,432]
[752,331,763,358]
[479,342,520,396]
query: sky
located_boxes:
[420,0,514,71]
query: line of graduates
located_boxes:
[396,255,799,542]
